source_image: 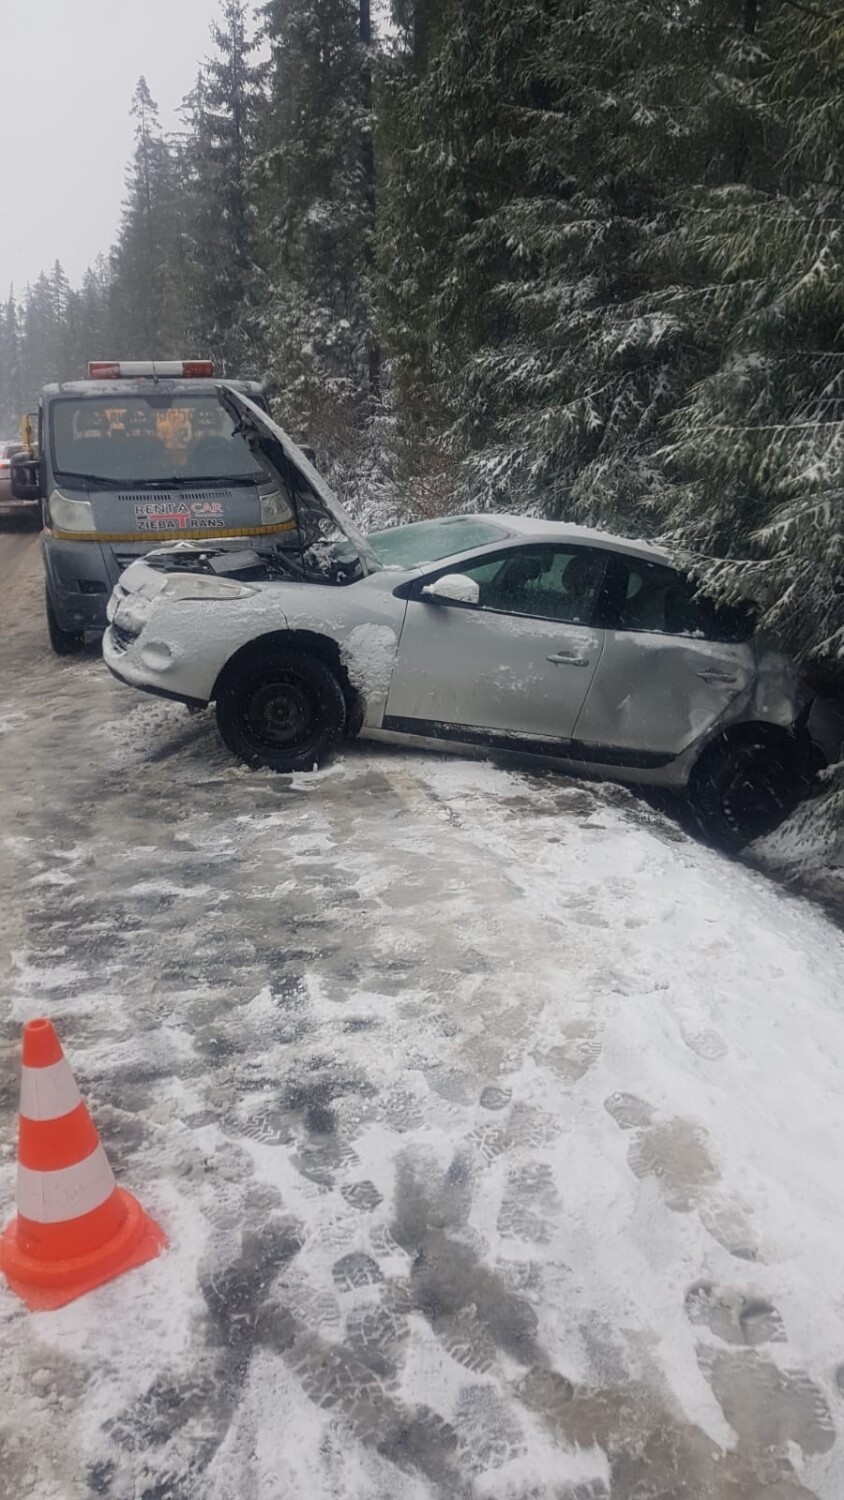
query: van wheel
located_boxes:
[215,647,346,772]
[689,734,809,851]
[46,587,85,655]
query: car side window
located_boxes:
[615,559,755,642]
[447,545,609,625]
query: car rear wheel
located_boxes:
[215,647,347,772]
[689,734,809,851]
[45,587,85,656]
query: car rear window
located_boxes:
[616,558,756,643]
[366,517,510,567]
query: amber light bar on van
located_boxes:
[86,360,215,380]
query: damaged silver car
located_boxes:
[103,386,821,847]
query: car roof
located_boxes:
[462,512,671,564]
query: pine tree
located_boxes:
[49,261,75,381]
[374,0,464,463]
[186,1,266,370]
[661,3,844,674]
[0,292,22,432]
[65,259,112,376]
[255,0,377,455]
[19,275,63,406]
[376,0,772,523]
[110,78,176,354]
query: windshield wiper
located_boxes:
[54,471,122,490]
[124,475,260,489]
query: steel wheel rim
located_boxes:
[243,676,318,751]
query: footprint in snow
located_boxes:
[604,1092,654,1131]
[433,1304,498,1375]
[497,1161,562,1246]
[340,1179,383,1211]
[698,1197,759,1261]
[479,1085,512,1111]
[538,1017,603,1083]
[332,1251,384,1291]
[604,1093,760,1257]
[627,1116,720,1211]
[345,1303,411,1388]
[685,1281,787,1346]
[471,1100,560,1165]
[697,1345,835,1457]
[680,1021,729,1061]
[453,1383,527,1475]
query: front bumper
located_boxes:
[102,636,208,709]
[42,535,122,632]
[102,623,211,708]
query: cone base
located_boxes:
[0,1189,167,1312]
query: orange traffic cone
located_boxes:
[0,1018,167,1311]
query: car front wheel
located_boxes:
[215,647,347,772]
[689,734,810,851]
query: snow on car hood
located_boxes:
[216,385,381,574]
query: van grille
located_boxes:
[114,489,235,503]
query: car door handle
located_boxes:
[547,651,591,668]
[696,669,739,685]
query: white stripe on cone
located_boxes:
[19,1059,82,1122]
[16,1145,116,1223]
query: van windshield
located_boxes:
[51,394,265,486]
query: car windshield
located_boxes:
[362,517,510,567]
[50,394,265,486]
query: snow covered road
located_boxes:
[2,532,844,1499]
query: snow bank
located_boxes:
[749,764,844,916]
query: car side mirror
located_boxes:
[10,452,42,502]
[421,573,480,606]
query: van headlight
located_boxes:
[259,489,293,526]
[49,491,95,533]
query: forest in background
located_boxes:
[0,0,841,860]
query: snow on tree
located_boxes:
[254,0,378,468]
[183,1,267,371]
[662,5,844,678]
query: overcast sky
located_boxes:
[0,0,227,296]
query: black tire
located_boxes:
[689,734,809,851]
[215,646,347,772]
[45,586,85,656]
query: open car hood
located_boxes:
[216,385,380,574]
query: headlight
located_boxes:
[49,491,95,533]
[160,575,257,601]
[259,489,293,526]
[113,594,153,635]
